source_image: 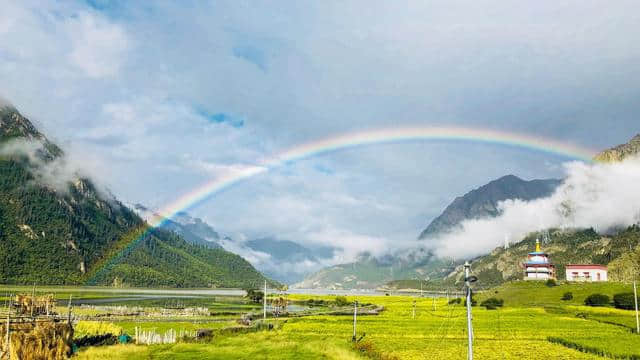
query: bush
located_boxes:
[613,292,639,310]
[335,296,349,307]
[306,298,325,307]
[584,293,610,307]
[545,279,557,287]
[561,292,573,301]
[448,298,462,305]
[480,297,504,310]
[245,289,264,304]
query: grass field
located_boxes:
[71,282,640,359]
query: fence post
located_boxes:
[352,300,358,341]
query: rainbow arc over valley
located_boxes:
[86,126,598,284]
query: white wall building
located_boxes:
[565,264,608,282]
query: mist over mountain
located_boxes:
[432,134,640,259]
[131,204,222,249]
[0,105,273,288]
[298,134,640,289]
[130,203,335,284]
[419,175,561,240]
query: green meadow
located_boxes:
[63,282,640,359]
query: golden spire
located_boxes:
[535,239,541,252]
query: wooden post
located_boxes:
[30,284,35,318]
[67,295,72,325]
[263,280,267,321]
[352,300,358,341]
[6,295,11,360]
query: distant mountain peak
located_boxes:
[594,133,640,162]
[0,107,63,160]
[418,175,561,240]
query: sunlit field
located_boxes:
[66,282,640,360]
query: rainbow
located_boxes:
[86,126,597,284]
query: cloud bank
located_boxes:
[433,156,640,259]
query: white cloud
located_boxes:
[1,0,640,278]
[433,156,640,259]
[66,12,130,78]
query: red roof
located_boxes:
[565,264,607,270]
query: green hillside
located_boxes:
[0,105,274,288]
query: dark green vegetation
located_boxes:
[476,281,632,307]
[479,297,504,309]
[584,293,610,307]
[0,106,273,288]
[613,292,639,310]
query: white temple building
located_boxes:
[523,239,556,280]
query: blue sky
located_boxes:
[1,0,639,271]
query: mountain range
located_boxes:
[130,204,334,284]
[0,105,274,288]
[294,174,561,289]
[297,134,640,290]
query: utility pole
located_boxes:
[352,300,358,341]
[464,261,475,360]
[634,281,639,334]
[263,280,267,321]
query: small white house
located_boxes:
[565,264,608,282]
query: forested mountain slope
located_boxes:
[0,105,273,288]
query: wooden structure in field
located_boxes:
[0,294,74,360]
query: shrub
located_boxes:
[480,297,504,310]
[245,289,264,304]
[561,292,573,301]
[545,279,557,287]
[306,298,325,307]
[584,293,610,307]
[613,292,639,310]
[335,296,349,307]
